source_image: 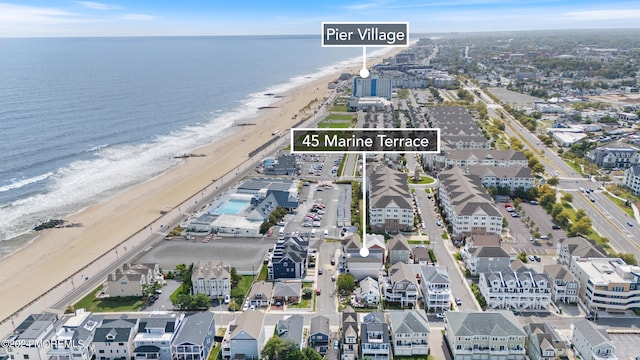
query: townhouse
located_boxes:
[340,308,359,360]
[444,311,526,360]
[479,261,551,310]
[524,323,567,360]
[544,264,580,304]
[268,236,308,281]
[381,262,420,308]
[420,265,451,312]
[171,312,215,360]
[48,309,100,360]
[571,320,617,360]
[93,318,138,360]
[360,312,391,360]
[133,313,185,360]
[557,236,606,272]
[191,261,231,299]
[388,310,430,357]
[221,311,265,360]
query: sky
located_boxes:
[1,0,640,37]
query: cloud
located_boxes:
[76,1,122,10]
[0,3,83,24]
[564,9,640,21]
[119,13,156,21]
[343,0,391,11]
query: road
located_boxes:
[473,86,640,259]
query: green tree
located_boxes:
[550,203,564,219]
[337,273,356,294]
[546,176,560,187]
[261,336,301,360]
[532,162,545,174]
[554,211,570,228]
[571,217,592,236]
[613,253,638,266]
[301,347,323,360]
[575,208,587,221]
[192,293,211,310]
[517,252,528,263]
[230,267,242,286]
[561,193,573,203]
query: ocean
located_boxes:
[0,35,372,257]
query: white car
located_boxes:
[436,313,446,319]
[224,294,230,304]
[242,302,249,311]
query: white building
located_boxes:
[420,266,451,312]
[479,261,551,310]
[133,313,184,360]
[388,311,430,357]
[423,149,528,171]
[623,165,640,195]
[48,309,99,360]
[106,263,163,298]
[353,277,380,307]
[438,168,503,240]
[2,314,58,360]
[368,166,414,233]
[381,263,420,308]
[571,320,617,360]
[93,318,138,360]
[191,261,231,299]
[572,257,640,312]
[467,165,536,192]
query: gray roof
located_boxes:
[438,168,501,217]
[273,282,302,298]
[573,319,611,348]
[361,312,389,344]
[238,178,295,192]
[173,312,215,346]
[369,165,412,209]
[310,315,330,336]
[341,307,359,342]
[544,264,578,283]
[389,310,430,335]
[248,281,273,301]
[11,313,58,340]
[445,311,525,337]
[559,237,606,259]
[420,266,450,285]
[388,236,410,251]
[467,165,534,179]
[191,261,230,282]
[628,165,640,177]
[474,246,510,258]
[524,323,566,354]
[229,310,264,340]
[445,149,527,162]
[277,315,304,347]
[93,318,137,343]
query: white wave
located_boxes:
[85,144,109,152]
[0,46,403,241]
[0,172,53,193]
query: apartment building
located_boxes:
[586,146,640,169]
[368,166,414,233]
[422,149,528,171]
[191,261,231,299]
[544,264,580,304]
[623,165,640,195]
[467,165,536,192]
[438,168,503,240]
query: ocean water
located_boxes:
[0,35,370,254]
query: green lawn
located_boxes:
[257,264,268,281]
[231,275,254,304]
[408,240,430,245]
[408,176,435,185]
[324,114,354,121]
[317,121,352,128]
[329,105,349,112]
[604,193,635,217]
[288,298,311,308]
[74,285,144,312]
[441,233,449,239]
[564,159,583,175]
[207,343,221,360]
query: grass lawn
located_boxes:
[74,285,143,312]
[561,202,608,247]
[303,282,313,288]
[288,298,311,308]
[317,121,352,128]
[231,275,254,304]
[564,159,583,175]
[257,264,268,281]
[408,240,430,245]
[324,114,354,121]
[604,193,635,217]
[408,176,435,185]
[329,105,349,112]
[207,343,221,360]
[441,232,449,239]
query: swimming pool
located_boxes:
[214,199,250,215]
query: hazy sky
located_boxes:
[2,0,640,37]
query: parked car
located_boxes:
[316,289,321,296]
[436,313,446,319]
[628,221,634,227]
[552,225,561,230]
[318,268,323,275]
[455,297,462,306]
[533,255,541,262]
[224,294,230,304]
[436,220,442,227]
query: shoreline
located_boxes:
[0,47,402,325]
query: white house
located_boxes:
[48,309,99,360]
[191,261,231,299]
[388,310,430,357]
[479,261,551,310]
[353,276,380,307]
[571,320,617,360]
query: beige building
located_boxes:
[444,311,526,359]
[106,263,162,297]
[191,261,231,299]
[572,257,640,312]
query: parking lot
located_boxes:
[500,202,564,259]
[135,235,275,274]
[608,333,640,359]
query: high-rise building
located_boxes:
[353,77,392,99]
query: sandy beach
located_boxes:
[0,47,402,325]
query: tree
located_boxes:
[192,293,211,310]
[337,273,356,294]
[550,203,564,219]
[546,176,560,187]
[301,347,323,360]
[613,253,638,266]
[561,193,573,203]
[230,267,242,286]
[532,162,545,174]
[575,208,587,221]
[571,217,592,236]
[261,336,301,360]
[518,252,528,263]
